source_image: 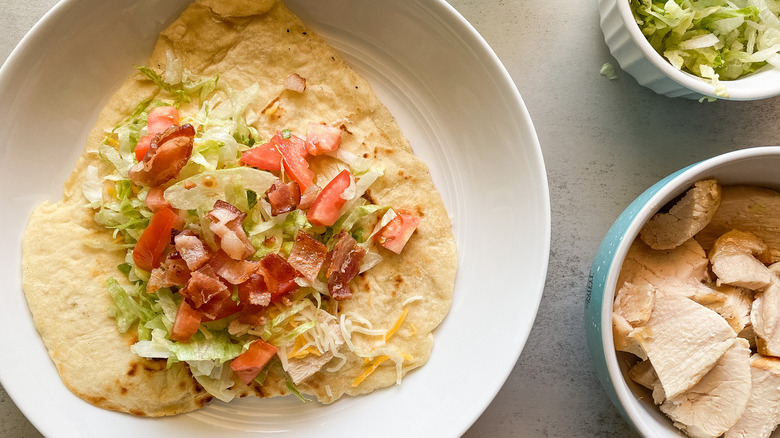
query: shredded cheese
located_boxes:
[383,308,409,342]
[352,355,388,387]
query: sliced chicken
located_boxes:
[618,239,709,290]
[751,264,780,357]
[614,314,647,359]
[704,284,753,334]
[725,354,780,438]
[617,239,720,304]
[628,359,666,404]
[696,185,780,263]
[660,338,751,438]
[629,295,737,399]
[709,230,772,290]
[640,179,721,251]
[613,283,655,358]
[285,311,344,384]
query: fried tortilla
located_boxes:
[22,0,456,416]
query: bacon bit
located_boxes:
[284,73,306,93]
[326,231,366,300]
[147,255,191,294]
[298,184,320,211]
[288,231,327,281]
[174,231,210,270]
[206,200,255,261]
[259,253,299,301]
[181,265,228,309]
[128,124,195,187]
[352,356,389,387]
[266,180,301,216]
[208,250,260,285]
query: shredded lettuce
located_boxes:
[164,167,277,210]
[631,0,780,97]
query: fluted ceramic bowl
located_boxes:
[585,147,780,436]
[598,0,780,100]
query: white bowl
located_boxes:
[585,147,780,436]
[0,0,550,437]
[598,0,780,100]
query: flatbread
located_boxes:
[22,0,456,416]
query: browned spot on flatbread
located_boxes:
[127,362,138,377]
[130,409,146,416]
[120,386,128,395]
[196,396,214,407]
[338,123,353,135]
[179,381,187,390]
[261,97,280,114]
[142,358,167,372]
[83,394,107,405]
[127,334,139,346]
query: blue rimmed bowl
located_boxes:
[585,146,780,436]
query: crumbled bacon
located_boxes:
[266,180,301,216]
[237,274,271,326]
[147,255,191,294]
[174,230,210,271]
[206,200,255,261]
[181,265,229,309]
[259,253,299,301]
[208,250,260,285]
[129,124,195,187]
[288,231,327,281]
[325,231,366,300]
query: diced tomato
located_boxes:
[145,186,170,211]
[132,206,180,272]
[134,106,179,162]
[147,106,179,135]
[230,339,278,384]
[240,142,283,171]
[375,209,421,254]
[276,133,314,191]
[240,132,314,190]
[135,135,152,162]
[170,299,202,343]
[307,169,352,226]
[305,122,341,155]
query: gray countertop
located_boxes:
[3,1,780,437]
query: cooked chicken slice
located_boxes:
[751,265,780,357]
[617,238,723,305]
[629,295,737,399]
[628,359,666,404]
[725,355,780,438]
[660,338,751,438]
[704,284,753,334]
[640,179,721,251]
[619,239,709,290]
[615,282,656,326]
[285,311,344,385]
[613,283,655,358]
[696,185,780,263]
[709,230,772,290]
[614,314,647,359]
